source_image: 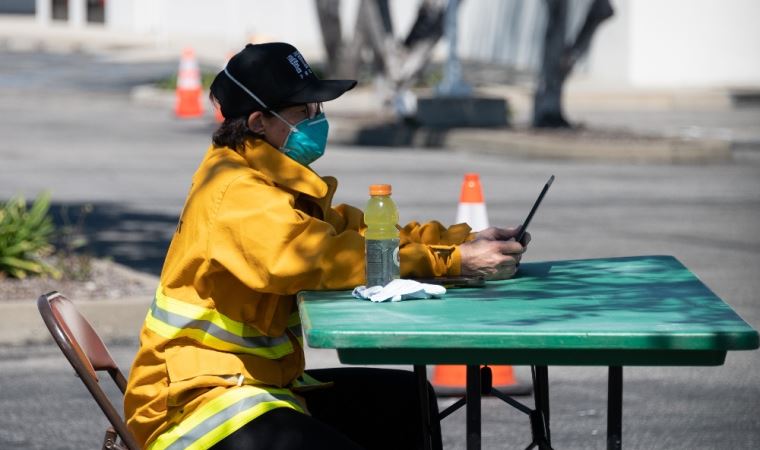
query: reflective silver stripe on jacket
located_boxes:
[149,300,291,350]
[163,392,300,450]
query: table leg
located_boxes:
[607,366,623,450]
[414,365,433,450]
[466,365,481,450]
[533,366,552,449]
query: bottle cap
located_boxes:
[369,184,392,196]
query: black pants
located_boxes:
[209,368,442,450]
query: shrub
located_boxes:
[0,193,61,279]
[156,71,217,91]
[54,203,93,281]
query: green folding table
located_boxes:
[297,255,759,450]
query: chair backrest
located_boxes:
[37,291,141,450]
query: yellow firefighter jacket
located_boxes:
[124,138,473,449]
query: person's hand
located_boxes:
[474,226,532,246]
[459,239,526,280]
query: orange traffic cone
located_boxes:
[431,365,531,396]
[456,173,489,231]
[431,173,531,396]
[175,47,204,118]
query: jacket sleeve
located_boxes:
[399,220,474,278]
[209,176,366,295]
[325,203,366,234]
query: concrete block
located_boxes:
[415,96,509,128]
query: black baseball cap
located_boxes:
[210,42,357,119]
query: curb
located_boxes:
[0,16,154,55]
[328,120,733,164]
[0,297,150,346]
[443,128,732,163]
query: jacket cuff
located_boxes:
[449,245,462,276]
[427,244,461,277]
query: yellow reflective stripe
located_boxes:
[292,372,324,388]
[189,399,288,450]
[147,386,303,450]
[155,289,261,338]
[287,311,301,327]
[144,313,292,357]
[144,287,294,358]
[288,311,303,344]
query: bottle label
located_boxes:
[366,238,400,287]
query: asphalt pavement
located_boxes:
[1,47,759,449]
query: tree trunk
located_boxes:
[533,0,569,128]
[396,0,447,91]
[567,0,615,70]
[313,0,450,117]
[533,0,614,128]
[404,0,446,48]
[315,0,342,74]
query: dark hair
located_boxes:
[212,116,255,151]
[210,94,272,151]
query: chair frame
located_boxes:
[37,291,140,450]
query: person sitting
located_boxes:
[124,42,529,450]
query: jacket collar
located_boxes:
[241,138,328,199]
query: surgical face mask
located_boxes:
[222,67,329,166]
[276,112,329,166]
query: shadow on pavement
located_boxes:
[50,201,176,276]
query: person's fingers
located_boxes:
[461,238,526,279]
[494,227,519,240]
[485,262,518,280]
[492,240,525,255]
[475,226,522,241]
[501,263,518,276]
[497,226,523,241]
[475,227,500,241]
[520,231,532,246]
[491,254,517,270]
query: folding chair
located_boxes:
[37,291,140,450]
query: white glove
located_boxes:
[352,279,446,302]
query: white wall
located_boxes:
[52,0,760,89]
[631,0,760,87]
[105,0,423,61]
[585,0,631,85]
[590,0,760,88]
[105,0,326,58]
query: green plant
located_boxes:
[0,193,61,279]
[54,203,94,281]
[155,71,218,91]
